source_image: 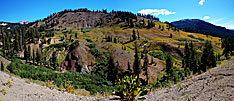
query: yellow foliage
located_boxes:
[3,79,14,87]
[64,81,75,94]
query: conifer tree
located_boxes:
[33,49,35,65]
[51,51,58,68]
[132,30,137,40]
[200,41,216,72]
[130,19,134,28]
[165,55,173,75]
[0,62,4,71]
[28,45,31,61]
[142,48,149,84]
[133,42,141,78]
[183,42,190,76]
[150,57,154,65]
[36,49,41,65]
[147,20,151,28]
[127,61,132,76]
[24,44,28,62]
[137,30,140,39]
[189,41,198,74]
[107,56,118,84]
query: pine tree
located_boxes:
[107,56,118,84]
[133,42,141,79]
[33,49,35,65]
[147,20,151,28]
[75,33,78,38]
[132,30,137,40]
[143,52,149,84]
[137,30,140,39]
[51,51,58,68]
[189,41,198,74]
[200,41,216,72]
[130,19,134,28]
[183,42,190,76]
[127,61,132,76]
[165,55,173,75]
[24,43,27,62]
[142,19,145,27]
[36,49,40,65]
[28,45,31,61]
[0,62,4,71]
[150,57,154,65]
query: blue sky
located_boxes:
[1,0,234,29]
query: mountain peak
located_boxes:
[19,20,29,24]
[171,19,234,36]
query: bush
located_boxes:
[115,75,148,100]
[86,43,96,48]
[175,38,198,42]
[188,35,204,41]
[149,50,167,60]
[174,38,189,42]
[6,62,113,95]
[85,38,93,42]
[81,29,90,33]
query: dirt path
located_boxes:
[146,57,234,101]
[0,71,100,101]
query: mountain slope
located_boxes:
[171,19,234,36]
[146,57,234,101]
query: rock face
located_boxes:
[58,44,91,73]
[146,57,234,101]
[58,12,115,29]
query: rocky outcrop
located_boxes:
[146,57,234,101]
[58,43,91,73]
[44,10,117,29]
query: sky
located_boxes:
[1,0,234,29]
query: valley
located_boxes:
[0,8,234,100]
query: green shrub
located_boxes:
[175,38,198,42]
[81,29,90,33]
[174,38,189,42]
[86,43,96,48]
[85,38,93,42]
[115,75,148,100]
[69,41,79,52]
[149,50,167,60]
[187,35,204,41]
[6,62,113,95]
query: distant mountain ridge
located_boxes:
[171,19,234,36]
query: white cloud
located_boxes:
[138,9,176,16]
[211,18,234,29]
[199,0,205,5]
[217,22,234,29]
[210,18,225,24]
[203,16,211,20]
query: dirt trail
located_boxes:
[0,71,100,101]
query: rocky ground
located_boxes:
[0,71,101,101]
[146,57,234,101]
